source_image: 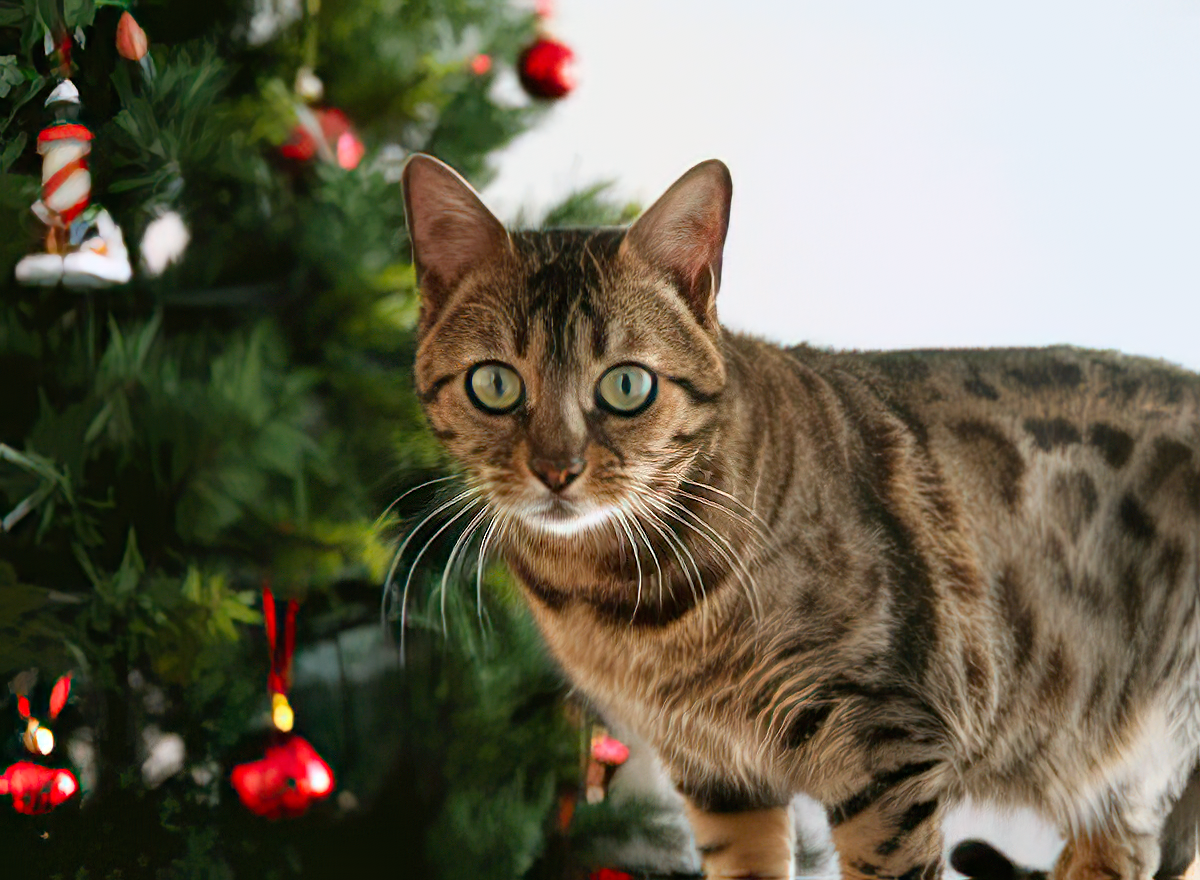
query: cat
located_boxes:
[400,153,1200,880]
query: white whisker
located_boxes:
[374,474,461,528]
[381,488,477,629]
[398,496,482,659]
[641,494,713,642]
[682,478,771,531]
[613,508,643,621]
[631,495,700,606]
[661,498,763,622]
[440,505,491,634]
[475,514,502,625]
[676,487,770,546]
[624,504,665,606]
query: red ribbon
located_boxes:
[262,586,297,696]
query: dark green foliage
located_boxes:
[0,2,659,875]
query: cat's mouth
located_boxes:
[519,497,616,537]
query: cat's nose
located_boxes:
[529,456,586,493]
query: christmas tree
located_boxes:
[0,2,661,877]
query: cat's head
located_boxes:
[401,155,732,552]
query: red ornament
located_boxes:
[17,673,70,757]
[517,35,577,100]
[469,53,493,76]
[585,725,628,804]
[589,870,633,880]
[230,588,335,818]
[230,735,334,819]
[115,12,149,62]
[280,107,365,170]
[590,732,629,766]
[0,763,78,815]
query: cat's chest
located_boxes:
[525,596,776,778]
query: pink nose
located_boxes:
[529,457,586,493]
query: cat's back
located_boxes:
[832,345,1200,537]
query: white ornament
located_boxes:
[15,209,132,288]
[139,210,190,276]
[14,252,68,286]
[45,80,81,107]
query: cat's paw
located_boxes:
[950,840,1047,880]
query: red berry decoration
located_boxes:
[517,35,577,100]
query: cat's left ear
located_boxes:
[402,154,511,333]
[619,159,732,329]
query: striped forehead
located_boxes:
[511,229,623,364]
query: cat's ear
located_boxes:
[402,154,511,331]
[620,159,732,329]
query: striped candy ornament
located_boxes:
[38,124,93,226]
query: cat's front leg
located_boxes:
[679,794,796,880]
[827,786,946,880]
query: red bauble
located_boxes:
[590,732,629,766]
[230,734,334,819]
[280,108,365,170]
[517,36,577,100]
[0,762,78,815]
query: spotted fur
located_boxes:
[402,155,1200,880]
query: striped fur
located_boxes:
[403,155,1200,880]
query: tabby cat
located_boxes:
[400,154,1200,880]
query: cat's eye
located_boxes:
[466,362,524,414]
[596,364,657,416]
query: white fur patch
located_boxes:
[519,502,616,537]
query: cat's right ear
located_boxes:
[402,154,511,332]
[619,159,732,330]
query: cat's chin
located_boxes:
[517,498,616,538]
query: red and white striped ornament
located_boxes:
[37,123,92,226]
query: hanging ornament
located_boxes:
[230,735,334,820]
[230,588,335,819]
[115,12,155,81]
[517,34,577,100]
[585,725,629,804]
[16,674,71,757]
[14,79,132,288]
[2,673,79,815]
[278,66,365,171]
[0,764,78,816]
[139,209,190,276]
[293,66,325,104]
[280,106,365,171]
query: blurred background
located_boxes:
[488,0,1200,371]
[0,0,1194,877]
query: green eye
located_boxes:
[596,364,656,416]
[466,362,523,414]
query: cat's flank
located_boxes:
[400,154,1200,880]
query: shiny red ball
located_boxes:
[517,36,577,100]
[230,735,334,819]
[279,108,365,170]
[0,762,78,815]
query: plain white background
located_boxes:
[488,0,1200,373]
[485,0,1200,866]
